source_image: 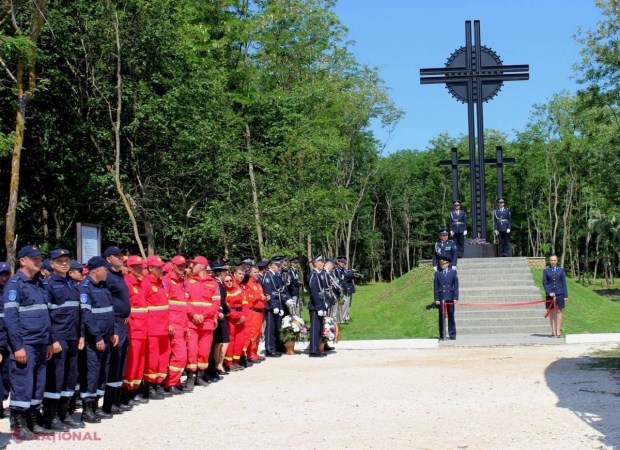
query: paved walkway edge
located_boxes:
[565,333,620,344]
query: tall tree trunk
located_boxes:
[560,171,575,267]
[110,7,146,258]
[245,124,264,260]
[5,0,47,269]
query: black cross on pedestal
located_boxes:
[440,146,515,208]
[421,20,528,239]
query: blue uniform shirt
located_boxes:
[0,283,7,348]
[308,269,326,312]
[262,270,286,311]
[494,207,511,232]
[434,268,459,302]
[432,240,458,268]
[287,267,301,297]
[44,272,81,342]
[105,269,131,318]
[79,276,115,343]
[3,270,52,350]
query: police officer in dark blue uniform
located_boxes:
[3,245,53,439]
[205,262,228,382]
[43,249,82,431]
[102,246,132,415]
[543,255,568,338]
[434,256,459,340]
[308,254,327,358]
[449,201,467,259]
[493,198,512,257]
[261,259,284,357]
[432,228,458,271]
[257,261,269,284]
[78,256,116,424]
[0,261,11,419]
[287,257,302,316]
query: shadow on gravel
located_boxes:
[545,353,620,448]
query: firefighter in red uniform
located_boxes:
[141,255,171,400]
[245,266,266,363]
[224,266,249,371]
[163,255,189,395]
[185,256,220,390]
[122,256,149,405]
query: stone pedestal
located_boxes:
[463,244,497,258]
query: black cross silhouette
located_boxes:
[420,20,528,239]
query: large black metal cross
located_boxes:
[440,146,515,204]
[420,20,528,239]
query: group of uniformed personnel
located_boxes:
[0,245,356,440]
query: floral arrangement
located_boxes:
[279,315,308,342]
[469,237,490,245]
[321,316,338,343]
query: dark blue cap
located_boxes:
[41,260,52,271]
[337,255,347,262]
[69,260,84,271]
[311,254,323,263]
[210,262,227,271]
[439,228,449,235]
[103,246,123,257]
[290,258,299,263]
[439,255,452,263]
[18,245,43,259]
[270,259,282,266]
[240,256,253,264]
[0,262,10,273]
[257,260,269,269]
[326,258,336,264]
[223,259,231,265]
[497,198,505,203]
[87,256,110,270]
[50,248,71,259]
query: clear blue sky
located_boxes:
[333,0,604,153]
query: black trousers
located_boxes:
[309,311,322,354]
[80,341,110,400]
[453,232,465,258]
[498,231,511,256]
[0,346,10,400]
[438,301,456,339]
[263,311,278,353]
[107,322,128,387]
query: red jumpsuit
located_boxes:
[123,273,148,390]
[186,275,220,372]
[245,278,265,361]
[163,273,189,388]
[224,282,249,366]
[142,274,171,384]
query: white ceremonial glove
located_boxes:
[279,309,284,316]
[494,230,499,236]
[507,228,511,233]
[450,231,454,237]
[285,299,296,308]
[451,266,455,270]
[463,230,467,236]
[433,266,437,272]
[318,310,325,317]
[273,308,280,315]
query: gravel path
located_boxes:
[1,343,619,449]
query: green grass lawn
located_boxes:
[338,266,437,340]
[530,269,620,335]
[329,266,620,341]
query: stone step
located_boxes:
[458,257,526,264]
[456,267,532,274]
[456,325,550,335]
[459,280,535,287]
[460,288,541,296]
[456,308,546,318]
[456,265,531,272]
[456,316,549,328]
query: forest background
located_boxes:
[1,0,620,284]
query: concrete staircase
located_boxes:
[454,257,549,336]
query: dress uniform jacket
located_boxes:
[543,266,568,309]
[449,209,467,234]
[493,207,511,232]
[434,269,459,302]
[287,267,301,297]
[432,240,458,268]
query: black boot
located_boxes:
[80,401,100,424]
[93,397,112,420]
[26,407,47,434]
[119,387,134,410]
[58,397,84,429]
[68,394,77,415]
[44,399,69,432]
[11,412,36,440]
[195,371,208,387]
[147,383,165,400]
[132,388,149,404]
[156,383,172,397]
[184,372,195,392]
[102,386,123,415]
